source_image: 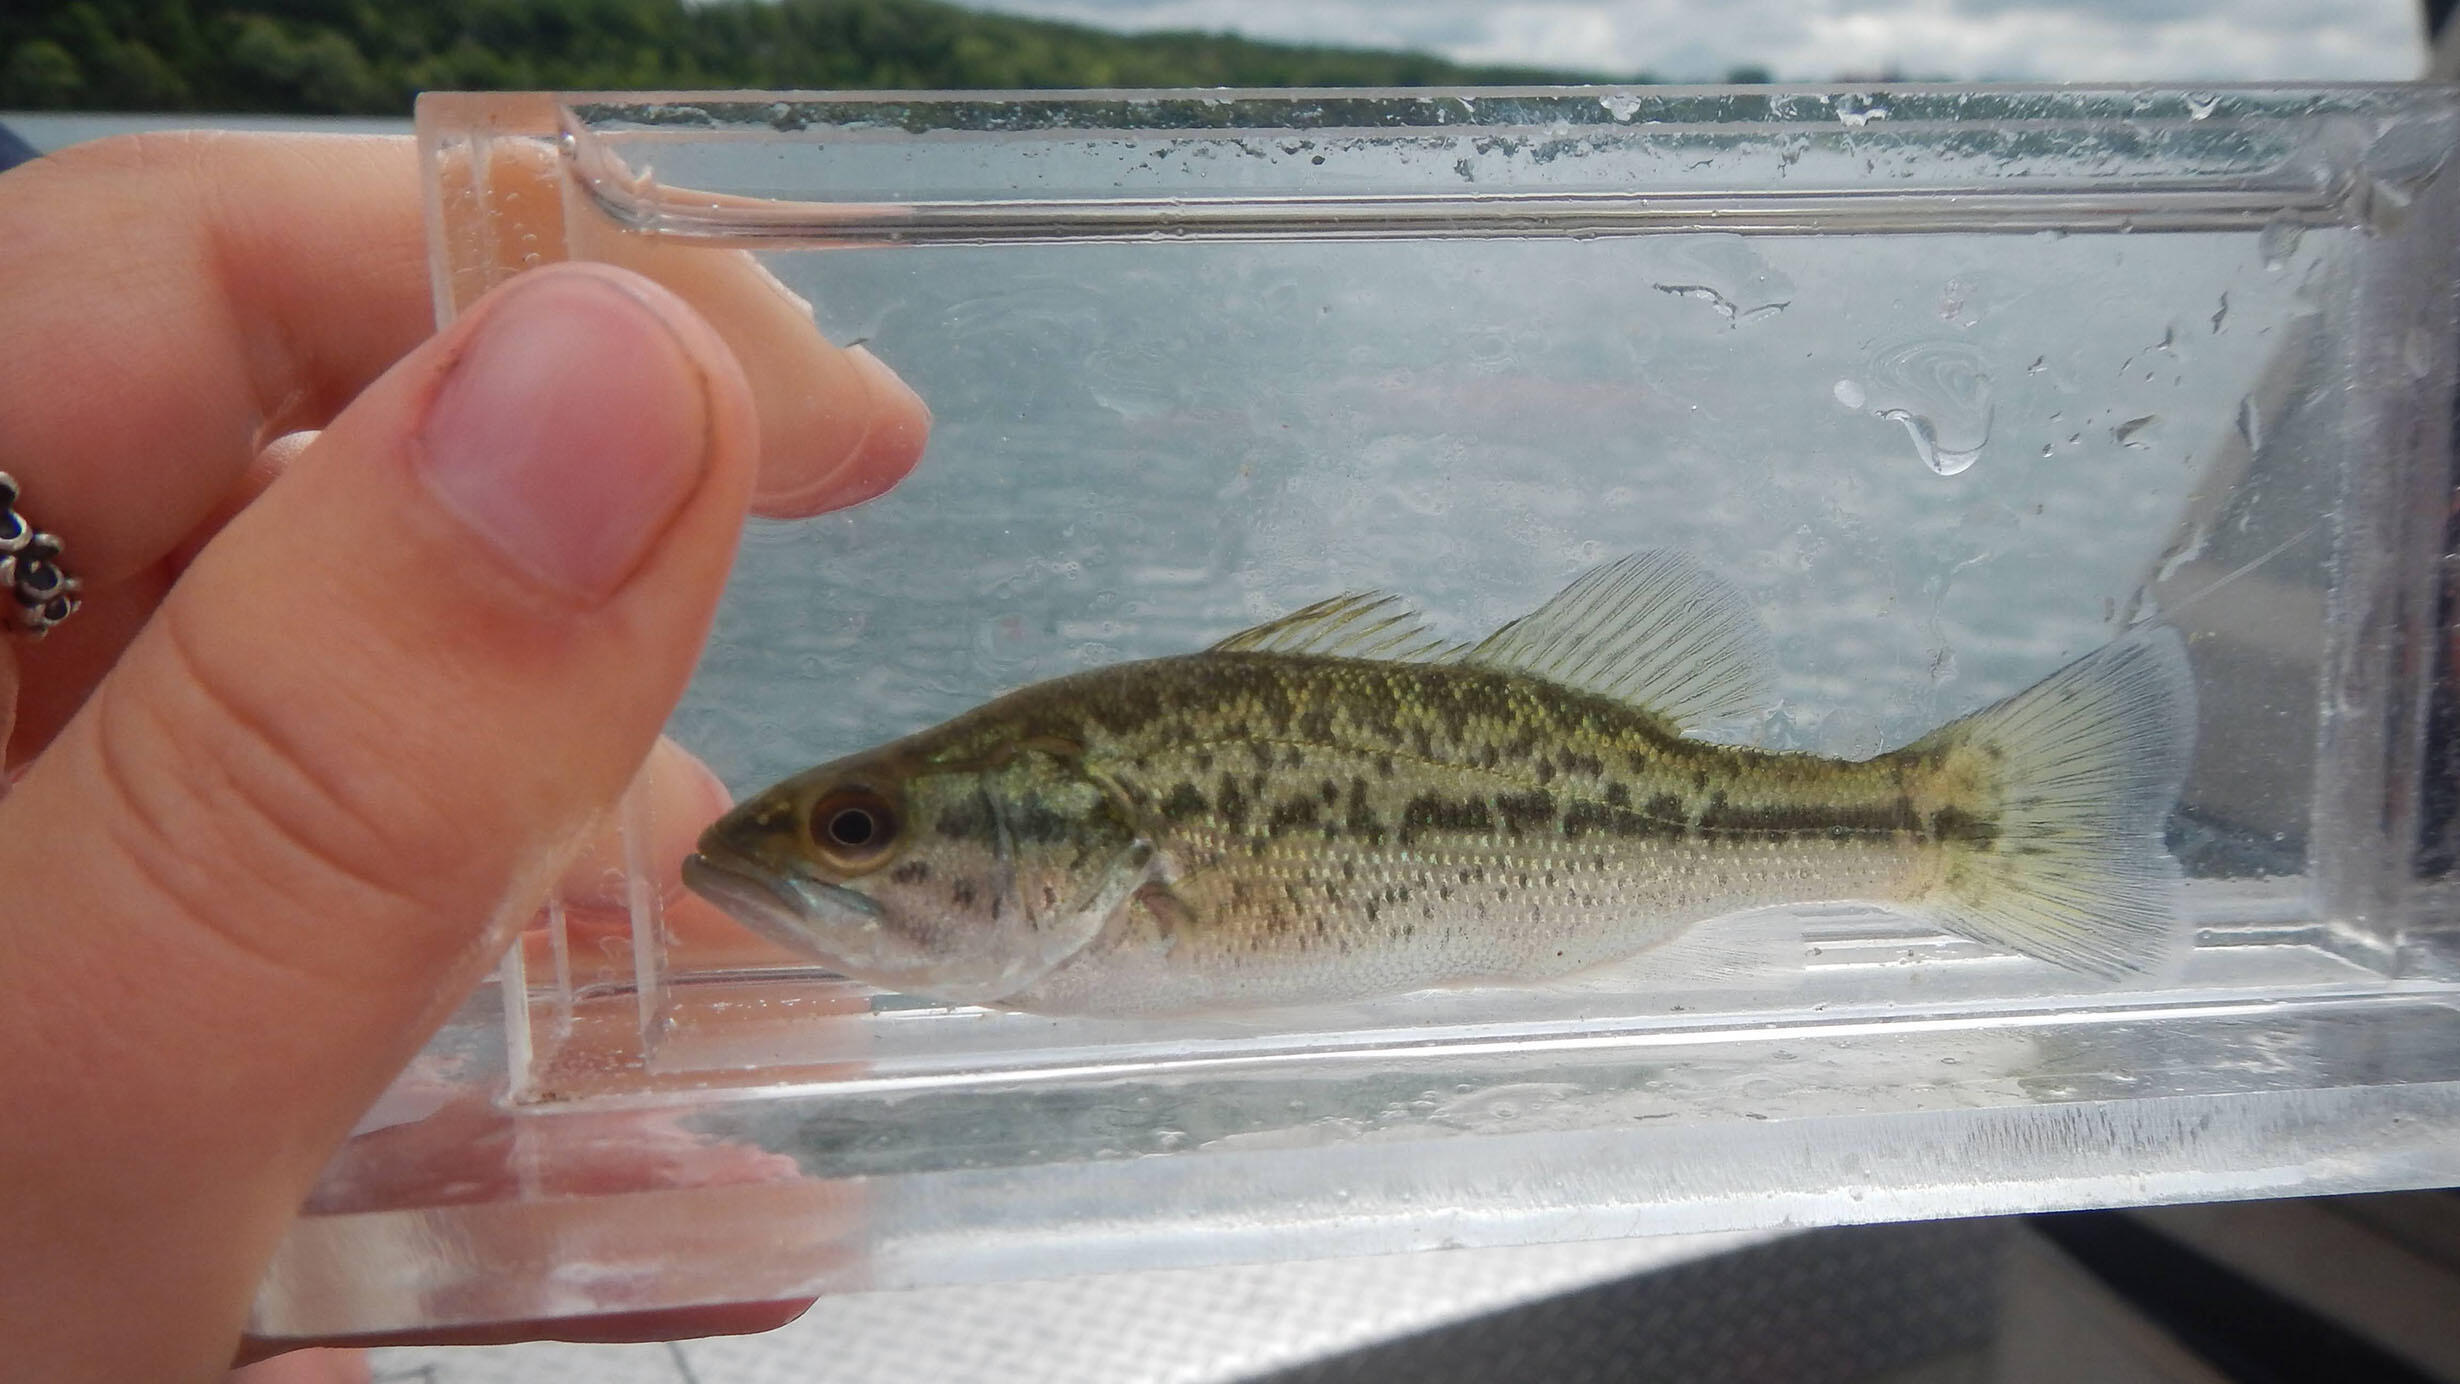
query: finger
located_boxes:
[0,132,927,578]
[239,1301,814,1363]
[224,1348,370,1384]
[4,433,294,776]
[432,121,929,516]
[457,131,930,519]
[0,261,758,1380]
[542,737,815,965]
[586,248,930,517]
[0,134,431,584]
[348,1299,814,1348]
[0,134,432,767]
[551,735,734,911]
[0,133,927,760]
[755,340,931,516]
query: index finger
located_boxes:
[0,131,929,586]
[0,132,929,760]
[0,133,434,584]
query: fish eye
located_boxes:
[810,787,900,869]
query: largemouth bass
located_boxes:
[684,553,2196,1016]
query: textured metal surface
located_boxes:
[2130,1196,2460,1382]
[1251,1219,2008,1384]
[370,1232,1771,1383]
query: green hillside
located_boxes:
[0,0,1650,114]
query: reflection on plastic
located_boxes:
[251,84,2460,1340]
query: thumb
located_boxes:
[0,263,756,1380]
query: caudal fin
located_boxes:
[1898,627,2198,978]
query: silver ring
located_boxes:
[0,472,80,639]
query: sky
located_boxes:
[949,0,2429,83]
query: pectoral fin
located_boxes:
[1133,880,1198,953]
[1063,840,1159,939]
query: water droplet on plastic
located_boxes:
[2115,414,2160,449]
[2039,442,2054,458]
[1600,91,1643,121]
[2236,398,2263,453]
[2026,356,2047,374]
[1856,337,1992,476]
[2186,92,2220,121]
[2209,292,2230,333]
[1836,94,1889,128]
[1832,379,1867,409]
[1652,237,1794,327]
[2259,218,2303,270]
[2406,327,2437,380]
[1879,409,1980,476]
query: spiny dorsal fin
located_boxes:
[1209,591,1462,662]
[1451,551,1775,734]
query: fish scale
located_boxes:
[687,552,2197,1016]
[1001,653,1940,1013]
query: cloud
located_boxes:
[949,0,2425,81]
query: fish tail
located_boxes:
[1892,627,2198,978]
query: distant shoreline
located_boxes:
[0,0,1618,118]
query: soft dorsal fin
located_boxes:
[1209,591,1462,661]
[1452,551,1775,734]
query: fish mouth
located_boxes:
[681,848,882,961]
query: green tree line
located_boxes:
[0,0,1654,114]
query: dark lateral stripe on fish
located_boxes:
[1692,797,1920,841]
[1682,796,2000,845]
[932,790,1077,844]
[1346,777,1384,843]
[1180,782,1994,851]
[1266,795,1319,833]
[932,790,998,841]
[1495,790,1555,834]
[1216,773,1249,831]
[1558,797,1686,842]
[969,654,2009,856]
[1400,793,1494,841]
[1160,782,1208,820]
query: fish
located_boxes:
[683,552,2197,1017]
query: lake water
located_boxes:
[684,223,2330,892]
[8,102,2352,886]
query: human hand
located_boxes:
[0,133,927,1382]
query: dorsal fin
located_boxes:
[1209,591,1462,661]
[1451,552,1775,734]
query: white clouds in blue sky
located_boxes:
[950,0,2426,81]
